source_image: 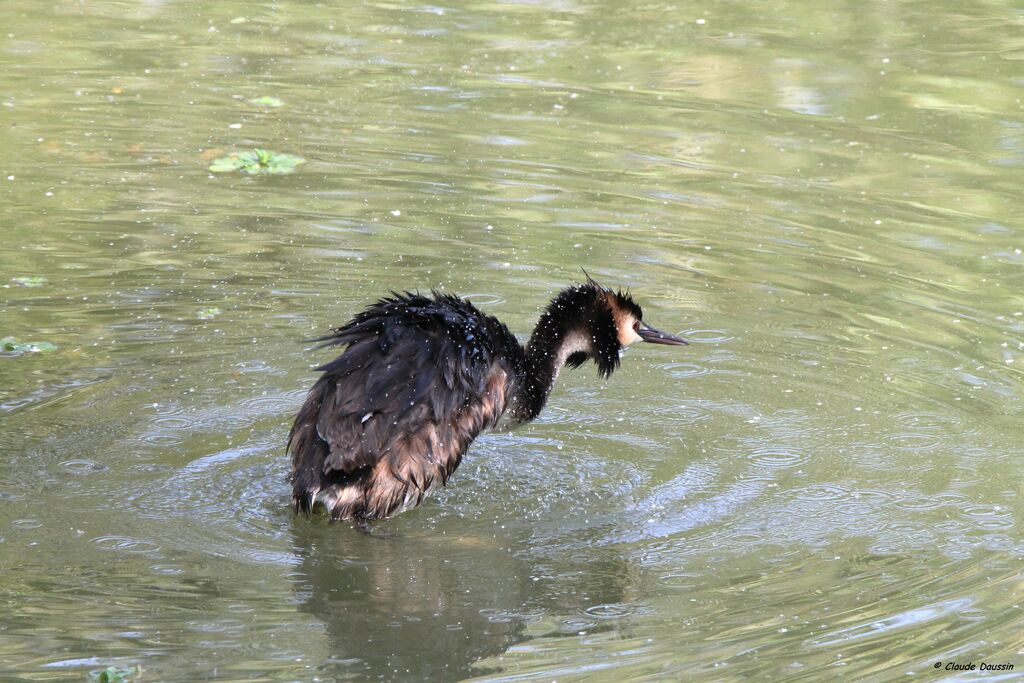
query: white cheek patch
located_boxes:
[618,317,643,346]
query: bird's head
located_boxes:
[540,272,688,379]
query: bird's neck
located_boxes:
[511,313,590,423]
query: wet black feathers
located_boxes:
[287,292,524,519]
[288,280,643,521]
[311,292,523,423]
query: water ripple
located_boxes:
[884,432,944,453]
[748,446,806,468]
[462,292,506,307]
[806,598,973,648]
[91,535,162,555]
[656,361,713,379]
[791,483,850,502]
[582,602,646,620]
[58,459,108,475]
[681,329,734,344]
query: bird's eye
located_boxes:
[633,321,641,332]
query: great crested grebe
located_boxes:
[287,274,688,521]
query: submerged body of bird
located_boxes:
[287,274,688,521]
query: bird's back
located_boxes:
[288,292,523,520]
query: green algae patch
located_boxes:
[88,665,143,682]
[249,95,285,107]
[11,276,48,287]
[209,148,305,175]
[1,337,58,355]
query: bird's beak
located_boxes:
[638,324,689,346]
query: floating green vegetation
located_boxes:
[196,307,222,320]
[249,95,285,108]
[11,276,48,287]
[88,665,143,683]
[209,148,305,175]
[1,337,57,355]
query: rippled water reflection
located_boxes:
[2,0,1023,679]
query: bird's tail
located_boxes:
[287,377,333,515]
[288,377,376,520]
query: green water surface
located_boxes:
[1,1,1023,680]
